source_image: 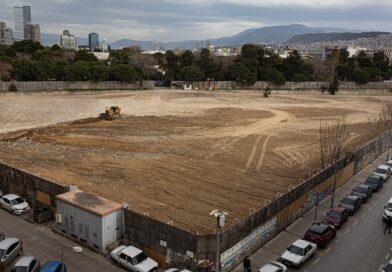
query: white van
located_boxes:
[384,197,392,222]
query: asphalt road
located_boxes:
[0,208,124,272]
[235,155,392,272]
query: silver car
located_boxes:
[11,256,40,272]
[0,238,23,268]
[0,194,31,215]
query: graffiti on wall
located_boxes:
[220,217,277,269]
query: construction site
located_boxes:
[0,90,388,236]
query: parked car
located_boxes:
[279,239,317,268]
[39,261,66,272]
[324,207,349,228]
[383,259,392,272]
[164,269,192,272]
[338,195,362,215]
[111,245,158,272]
[351,184,372,203]
[364,175,384,192]
[11,256,41,272]
[384,197,392,222]
[385,160,392,169]
[0,232,4,241]
[0,194,31,215]
[258,261,287,272]
[0,238,23,268]
[303,222,336,248]
[373,165,391,181]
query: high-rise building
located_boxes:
[24,23,40,43]
[88,33,99,51]
[14,5,31,41]
[101,39,109,52]
[0,22,14,45]
[60,30,77,49]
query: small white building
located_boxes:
[56,189,123,252]
[92,52,110,61]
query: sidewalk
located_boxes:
[233,152,388,271]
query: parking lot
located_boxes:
[234,153,392,272]
[0,209,123,272]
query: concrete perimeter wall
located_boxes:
[0,81,154,92]
[0,163,68,209]
[173,81,392,92]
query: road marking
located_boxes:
[386,253,390,261]
[313,257,321,265]
[326,247,331,253]
[345,228,351,234]
[335,238,341,244]
[367,207,373,213]
[375,201,379,206]
[353,221,358,227]
[362,213,366,218]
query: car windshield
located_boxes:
[384,263,392,272]
[342,198,355,205]
[328,210,341,219]
[354,187,367,193]
[11,267,28,272]
[366,177,379,183]
[288,245,304,256]
[376,168,387,174]
[387,203,392,212]
[10,198,24,205]
[133,252,147,265]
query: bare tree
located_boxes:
[369,102,392,159]
[319,116,347,208]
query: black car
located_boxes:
[365,175,384,192]
[339,195,362,215]
[351,184,372,203]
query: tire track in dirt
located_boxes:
[245,109,294,169]
[256,134,273,172]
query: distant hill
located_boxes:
[286,32,390,44]
[109,24,355,50]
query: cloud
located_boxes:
[0,0,391,42]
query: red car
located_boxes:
[304,222,336,248]
[324,207,349,228]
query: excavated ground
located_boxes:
[0,90,388,233]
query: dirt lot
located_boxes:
[0,90,389,234]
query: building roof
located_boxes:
[56,189,122,216]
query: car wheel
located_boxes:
[12,209,16,215]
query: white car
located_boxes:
[164,269,192,272]
[279,239,317,267]
[258,261,287,272]
[385,160,392,169]
[0,194,31,215]
[383,259,392,272]
[111,245,158,272]
[384,197,392,222]
[373,165,391,181]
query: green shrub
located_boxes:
[8,83,17,92]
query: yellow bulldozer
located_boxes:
[103,106,122,120]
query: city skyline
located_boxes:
[0,0,391,42]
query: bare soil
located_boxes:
[0,90,389,234]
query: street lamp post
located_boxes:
[60,244,83,272]
[210,210,228,272]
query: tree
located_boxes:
[352,68,370,84]
[180,65,203,81]
[74,50,98,62]
[230,62,257,85]
[293,73,307,82]
[180,50,194,67]
[265,69,286,86]
[109,50,130,65]
[108,64,138,82]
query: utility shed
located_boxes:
[56,189,123,252]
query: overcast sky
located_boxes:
[0,0,391,42]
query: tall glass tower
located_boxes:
[88,33,99,51]
[14,5,31,41]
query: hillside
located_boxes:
[286,32,389,44]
